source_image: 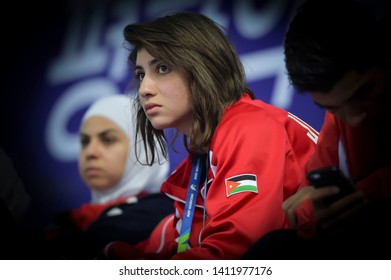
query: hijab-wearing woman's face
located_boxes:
[135,48,193,135]
[78,116,129,191]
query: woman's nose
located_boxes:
[139,75,157,98]
[84,139,100,157]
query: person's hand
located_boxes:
[282,185,341,228]
[314,189,367,237]
[282,186,314,228]
[283,184,368,235]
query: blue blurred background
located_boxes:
[1,0,324,227]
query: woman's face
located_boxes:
[78,116,129,192]
[135,48,193,135]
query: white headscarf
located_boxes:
[80,94,170,204]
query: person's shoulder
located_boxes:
[224,96,291,127]
[225,93,281,114]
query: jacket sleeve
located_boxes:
[294,111,340,238]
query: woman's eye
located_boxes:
[80,137,89,147]
[102,137,115,145]
[158,65,170,74]
[135,72,145,81]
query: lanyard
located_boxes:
[177,153,206,253]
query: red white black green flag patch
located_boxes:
[225,174,258,197]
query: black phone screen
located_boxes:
[307,166,355,205]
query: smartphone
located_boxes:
[307,166,356,205]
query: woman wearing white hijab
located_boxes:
[47,94,173,259]
[79,94,169,204]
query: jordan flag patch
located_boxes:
[225,174,258,197]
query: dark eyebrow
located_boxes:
[98,128,119,136]
[135,58,160,71]
[80,128,119,137]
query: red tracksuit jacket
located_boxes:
[135,94,318,259]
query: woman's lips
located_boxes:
[85,167,101,177]
[144,103,160,116]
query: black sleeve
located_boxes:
[85,193,174,246]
